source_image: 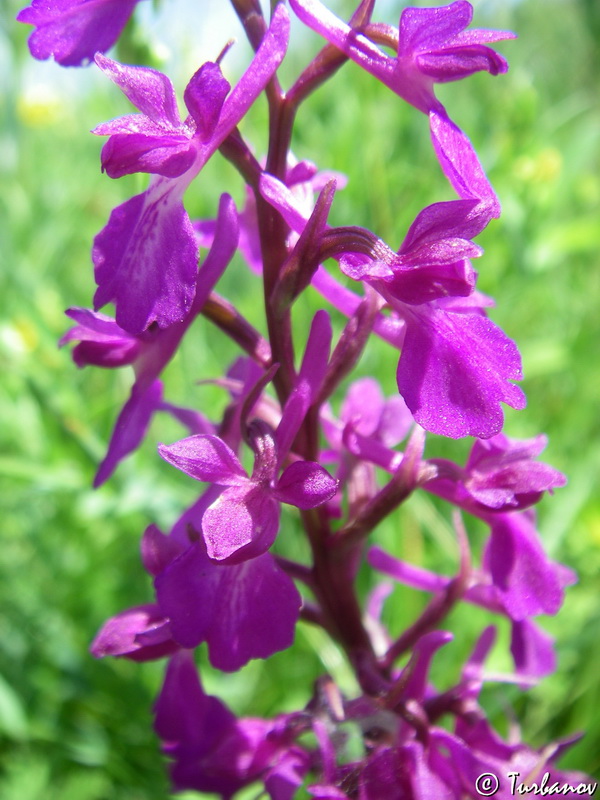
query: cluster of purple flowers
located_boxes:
[19,0,592,797]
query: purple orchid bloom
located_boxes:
[261,172,524,439]
[154,532,302,672]
[154,652,310,797]
[289,0,515,213]
[339,199,525,438]
[427,432,567,512]
[61,193,238,485]
[92,491,303,672]
[158,311,338,562]
[90,602,178,662]
[92,4,289,334]
[16,0,145,67]
[483,510,575,620]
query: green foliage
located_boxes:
[1,0,599,795]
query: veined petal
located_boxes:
[92,176,198,333]
[202,486,280,563]
[95,52,181,127]
[207,553,301,670]
[396,302,525,439]
[155,545,301,671]
[158,434,247,485]
[399,1,473,54]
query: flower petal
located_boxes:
[158,434,246,485]
[202,486,280,563]
[18,0,139,67]
[92,177,198,333]
[95,52,181,127]
[94,378,163,487]
[396,302,525,439]
[274,461,338,509]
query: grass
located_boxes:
[1,0,599,795]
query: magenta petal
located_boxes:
[417,46,509,82]
[429,110,500,216]
[202,486,280,563]
[465,433,566,510]
[401,198,491,253]
[510,619,556,680]
[397,304,525,439]
[399,2,472,53]
[92,178,198,333]
[94,379,162,487]
[99,132,196,179]
[207,554,301,670]
[154,651,237,794]
[213,4,290,142]
[94,53,181,126]
[18,0,140,67]
[486,513,567,619]
[184,62,230,140]
[158,434,246,484]
[155,545,300,670]
[274,461,338,509]
[60,307,141,367]
[90,603,177,662]
[276,310,332,461]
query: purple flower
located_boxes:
[395,297,525,438]
[339,199,488,304]
[340,200,525,438]
[16,0,144,67]
[289,0,515,212]
[93,498,303,671]
[155,537,302,671]
[92,5,289,333]
[154,652,310,796]
[90,603,178,662]
[61,194,238,485]
[428,432,567,512]
[483,511,575,620]
[261,173,524,438]
[290,0,514,115]
[159,310,337,562]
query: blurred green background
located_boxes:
[1,0,599,796]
